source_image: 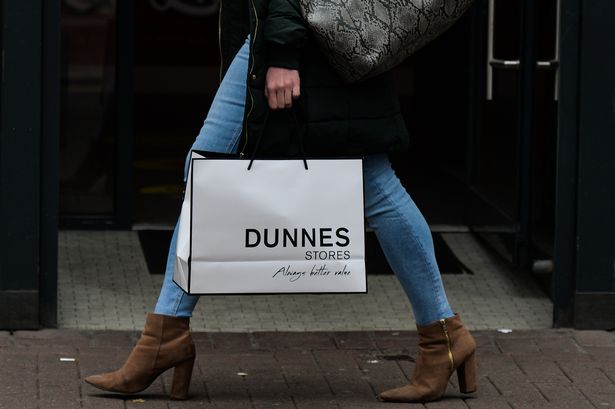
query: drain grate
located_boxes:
[376,353,416,362]
[138,230,173,275]
[367,231,474,275]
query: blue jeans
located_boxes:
[154,37,454,326]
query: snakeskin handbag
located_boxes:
[298,0,474,83]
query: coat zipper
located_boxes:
[239,0,260,158]
[439,318,455,370]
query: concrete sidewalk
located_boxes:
[1,328,615,409]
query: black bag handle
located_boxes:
[247,104,309,171]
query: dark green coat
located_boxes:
[219,0,409,158]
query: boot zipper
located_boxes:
[439,318,454,369]
[239,0,260,158]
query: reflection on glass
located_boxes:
[60,0,116,215]
[133,1,220,225]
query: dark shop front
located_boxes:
[1,0,614,329]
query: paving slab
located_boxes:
[0,328,614,408]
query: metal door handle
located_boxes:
[487,0,520,100]
[538,0,560,101]
[487,0,561,101]
[537,60,558,69]
[554,0,561,100]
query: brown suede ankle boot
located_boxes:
[378,313,477,402]
[84,313,196,400]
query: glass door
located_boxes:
[60,0,117,221]
[467,0,559,268]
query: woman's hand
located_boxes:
[265,67,301,110]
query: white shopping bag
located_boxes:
[173,151,366,294]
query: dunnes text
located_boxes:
[245,227,350,248]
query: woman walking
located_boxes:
[84,0,477,402]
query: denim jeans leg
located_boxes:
[154,37,250,317]
[363,154,455,325]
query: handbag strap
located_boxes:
[247,104,309,171]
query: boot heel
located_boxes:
[456,351,477,393]
[170,357,195,400]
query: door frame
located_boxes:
[0,1,60,328]
[553,0,615,329]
